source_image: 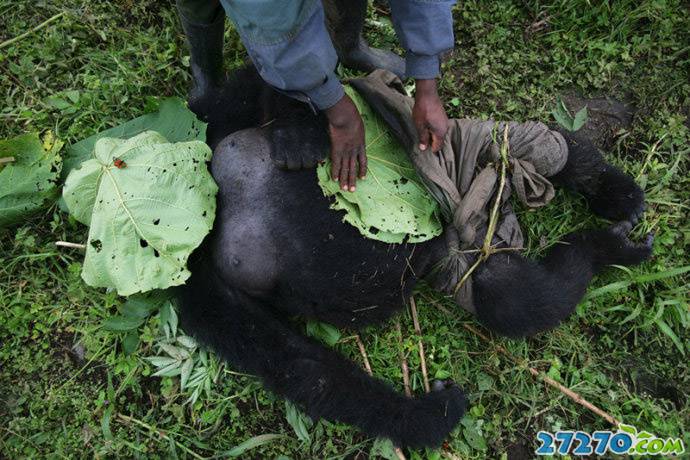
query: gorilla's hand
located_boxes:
[267,115,329,171]
[593,221,654,268]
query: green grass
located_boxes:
[1,0,689,458]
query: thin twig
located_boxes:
[481,125,510,254]
[409,296,430,393]
[354,334,372,376]
[457,246,524,255]
[55,241,86,249]
[0,12,66,50]
[394,447,407,460]
[0,156,15,165]
[395,321,411,397]
[460,322,620,426]
[116,414,206,460]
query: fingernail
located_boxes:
[419,143,427,150]
[349,186,355,192]
[342,185,348,191]
[333,177,338,181]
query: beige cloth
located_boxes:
[350,70,568,312]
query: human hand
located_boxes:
[413,79,449,152]
[324,94,367,192]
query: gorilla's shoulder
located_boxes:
[211,128,273,188]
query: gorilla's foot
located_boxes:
[340,38,405,78]
[553,129,647,224]
[395,383,466,448]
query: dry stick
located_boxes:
[409,296,430,393]
[116,414,205,460]
[55,241,86,249]
[0,156,15,165]
[0,12,66,50]
[354,334,372,376]
[395,321,412,397]
[460,322,620,427]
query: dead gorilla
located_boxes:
[179,66,652,448]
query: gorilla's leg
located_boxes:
[322,0,405,78]
[176,0,226,119]
[179,256,466,449]
[472,222,653,338]
[551,130,646,224]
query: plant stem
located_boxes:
[0,12,66,50]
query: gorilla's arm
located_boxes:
[179,250,466,449]
[551,130,646,224]
[472,222,652,337]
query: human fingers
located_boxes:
[331,150,342,182]
[357,146,367,179]
[418,127,431,151]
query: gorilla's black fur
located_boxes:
[179,66,652,448]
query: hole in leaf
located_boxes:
[153,218,160,225]
[90,239,102,252]
[140,239,148,248]
[153,249,160,258]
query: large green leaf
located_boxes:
[317,86,442,243]
[0,132,63,228]
[63,131,217,296]
[61,97,206,179]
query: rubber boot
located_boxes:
[323,0,405,78]
[178,9,226,120]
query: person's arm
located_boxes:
[221,0,366,190]
[388,0,455,151]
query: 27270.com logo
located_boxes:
[535,424,685,456]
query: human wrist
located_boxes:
[415,79,439,100]
[324,94,360,128]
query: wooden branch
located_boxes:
[460,322,620,426]
[0,156,15,165]
[55,241,86,249]
[409,296,430,393]
[395,321,411,397]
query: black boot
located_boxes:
[323,0,405,78]
[178,9,226,120]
